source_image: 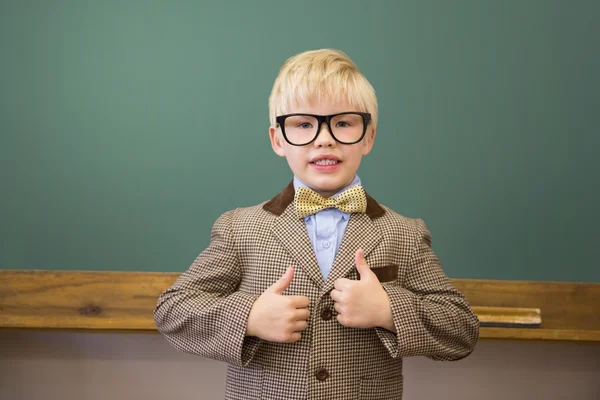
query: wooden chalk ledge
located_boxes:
[1,271,599,341]
[472,306,541,328]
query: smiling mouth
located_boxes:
[311,159,340,166]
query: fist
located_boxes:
[246,267,310,343]
[330,249,392,329]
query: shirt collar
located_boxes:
[292,175,362,221]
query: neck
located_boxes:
[262,180,386,219]
[293,175,360,198]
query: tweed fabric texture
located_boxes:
[154,184,479,400]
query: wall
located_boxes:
[1,331,598,399]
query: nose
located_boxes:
[313,122,336,147]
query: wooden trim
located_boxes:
[1,270,598,341]
[472,307,541,328]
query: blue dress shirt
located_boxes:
[293,175,362,280]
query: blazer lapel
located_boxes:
[264,180,387,293]
[270,203,324,288]
[320,212,383,297]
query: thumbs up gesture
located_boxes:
[246,267,311,343]
[330,249,394,330]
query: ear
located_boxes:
[361,126,376,156]
[269,125,286,157]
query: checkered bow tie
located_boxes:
[294,185,368,218]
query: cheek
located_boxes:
[284,148,307,168]
[346,148,365,164]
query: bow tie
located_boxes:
[294,185,368,218]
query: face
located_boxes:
[269,99,376,198]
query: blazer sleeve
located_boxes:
[375,219,480,360]
[153,209,262,366]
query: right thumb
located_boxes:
[270,267,294,294]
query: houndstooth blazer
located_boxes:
[154,182,479,400]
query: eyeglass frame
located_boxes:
[275,112,372,146]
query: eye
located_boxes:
[335,121,351,128]
[298,122,314,129]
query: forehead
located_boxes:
[284,96,362,116]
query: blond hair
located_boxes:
[268,49,378,129]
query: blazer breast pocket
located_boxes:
[370,264,399,283]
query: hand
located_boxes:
[330,249,394,330]
[246,267,310,343]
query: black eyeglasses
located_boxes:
[276,112,371,146]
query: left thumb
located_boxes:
[355,249,372,279]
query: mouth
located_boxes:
[310,155,341,166]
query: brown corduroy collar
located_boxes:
[262,181,386,220]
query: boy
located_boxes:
[154,49,479,399]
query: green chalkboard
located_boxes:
[1,1,598,282]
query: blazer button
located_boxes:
[320,307,333,321]
[315,368,329,382]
